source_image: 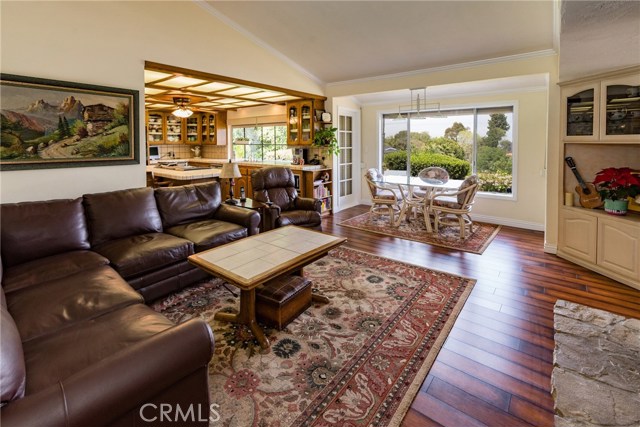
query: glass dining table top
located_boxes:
[373,174,462,191]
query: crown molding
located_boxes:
[327,49,558,88]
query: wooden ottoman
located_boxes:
[255,275,312,330]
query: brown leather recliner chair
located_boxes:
[251,166,322,231]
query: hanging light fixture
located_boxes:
[395,87,445,119]
[172,97,193,118]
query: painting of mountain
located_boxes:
[1,74,138,169]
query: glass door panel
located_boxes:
[604,84,640,136]
[566,89,595,137]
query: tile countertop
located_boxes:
[152,158,326,171]
[146,165,221,180]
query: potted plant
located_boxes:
[593,167,640,215]
[313,126,340,157]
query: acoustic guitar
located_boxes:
[564,157,603,209]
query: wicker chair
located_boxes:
[364,168,401,226]
[427,175,479,239]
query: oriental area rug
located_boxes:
[152,247,475,427]
[339,212,501,254]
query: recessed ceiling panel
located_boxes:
[243,90,285,99]
[144,70,172,83]
[158,76,208,88]
[190,82,237,92]
[216,87,262,96]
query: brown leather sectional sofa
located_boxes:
[0,181,260,426]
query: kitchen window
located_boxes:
[232,124,291,162]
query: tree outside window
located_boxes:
[382,106,513,194]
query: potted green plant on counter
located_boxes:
[593,167,640,215]
[313,126,340,155]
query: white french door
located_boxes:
[336,107,360,210]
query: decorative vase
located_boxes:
[603,199,628,216]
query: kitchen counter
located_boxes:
[147,165,221,181]
[152,158,326,171]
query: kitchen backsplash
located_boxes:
[153,144,228,160]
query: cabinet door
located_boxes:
[300,100,313,145]
[287,103,300,144]
[597,218,640,280]
[600,74,640,142]
[146,112,164,144]
[165,114,183,143]
[559,208,597,263]
[561,83,600,142]
[216,112,227,146]
[201,113,216,144]
[185,115,200,144]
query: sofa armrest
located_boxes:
[213,204,261,235]
[1,319,214,427]
[295,197,322,213]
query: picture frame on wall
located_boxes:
[0,73,139,170]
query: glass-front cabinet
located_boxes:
[600,74,640,142]
[201,113,216,144]
[562,71,640,143]
[146,112,164,144]
[287,100,316,145]
[165,114,183,144]
[185,115,200,144]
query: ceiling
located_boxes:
[144,63,319,112]
[203,1,556,84]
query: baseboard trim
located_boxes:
[544,243,558,254]
[470,214,544,232]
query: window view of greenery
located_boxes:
[232,125,291,162]
[382,106,513,194]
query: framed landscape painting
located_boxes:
[0,74,139,170]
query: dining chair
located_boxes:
[426,175,479,239]
[364,168,402,226]
[414,166,450,198]
[397,183,427,224]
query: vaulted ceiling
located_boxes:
[203,1,557,84]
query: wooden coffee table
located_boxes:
[188,226,346,350]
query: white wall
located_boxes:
[0,1,323,203]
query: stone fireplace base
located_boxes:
[552,300,640,427]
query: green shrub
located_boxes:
[383,151,470,179]
[478,171,512,193]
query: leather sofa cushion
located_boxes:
[6,265,143,342]
[83,187,163,247]
[166,220,248,252]
[154,182,221,228]
[93,233,194,279]
[0,198,90,267]
[22,304,175,394]
[1,304,26,403]
[2,251,109,294]
[278,210,322,228]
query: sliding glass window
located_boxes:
[381,105,514,195]
[232,124,291,162]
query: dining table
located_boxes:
[373,175,463,231]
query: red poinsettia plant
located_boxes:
[593,167,640,201]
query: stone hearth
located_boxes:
[552,300,640,427]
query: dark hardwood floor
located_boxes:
[322,205,640,427]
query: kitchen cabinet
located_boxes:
[145,111,226,145]
[558,207,640,290]
[287,100,322,145]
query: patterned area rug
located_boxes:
[339,212,501,254]
[152,247,474,427]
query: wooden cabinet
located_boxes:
[287,100,320,145]
[559,208,597,263]
[558,67,640,291]
[561,68,640,143]
[597,218,640,281]
[303,168,332,215]
[145,111,227,145]
[185,115,200,144]
[558,207,640,289]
